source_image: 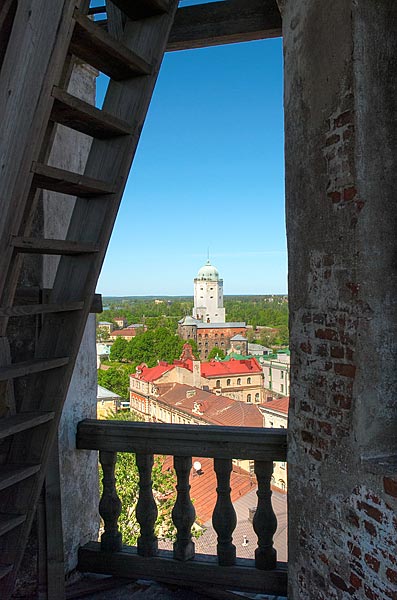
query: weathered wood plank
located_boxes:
[0,302,83,318]
[32,162,116,196]
[77,421,288,461]
[167,0,281,51]
[70,12,152,80]
[51,86,133,139]
[12,237,100,256]
[0,514,26,537]
[0,412,54,441]
[0,357,69,381]
[0,0,17,71]
[78,543,288,596]
[0,465,40,491]
[110,0,169,20]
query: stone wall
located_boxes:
[282,1,397,598]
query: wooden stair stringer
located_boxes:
[0,2,179,597]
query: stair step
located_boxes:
[0,357,69,381]
[51,87,133,139]
[0,465,41,492]
[70,12,152,81]
[0,564,13,580]
[12,237,100,256]
[0,412,55,441]
[0,514,26,537]
[110,0,169,20]
[32,162,116,196]
[0,301,83,318]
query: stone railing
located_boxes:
[76,421,288,596]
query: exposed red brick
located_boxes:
[328,191,341,203]
[386,568,397,585]
[325,133,341,146]
[348,542,362,559]
[345,348,354,361]
[334,363,356,378]
[364,520,377,536]
[301,430,314,443]
[364,584,378,600]
[343,186,357,201]
[330,572,350,592]
[334,110,353,127]
[334,393,352,410]
[324,361,333,371]
[384,477,397,498]
[365,553,380,573]
[343,127,354,140]
[309,448,323,461]
[300,341,312,354]
[319,553,329,565]
[330,346,344,359]
[319,421,333,436]
[350,572,362,590]
[346,511,359,527]
[315,328,339,341]
[357,501,384,523]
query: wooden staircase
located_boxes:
[0,0,178,596]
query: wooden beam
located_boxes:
[167,0,282,52]
[79,544,288,596]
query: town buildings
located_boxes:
[179,260,247,359]
[260,397,289,491]
[262,350,290,397]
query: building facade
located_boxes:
[262,350,290,397]
[260,397,289,492]
[193,260,225,323]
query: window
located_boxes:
[269,367,272,376]
[227,378,231,386]
[215,333,218,338]
[281,371,284,379]
[269,420,274,427]
[221,342,224,346]
[247,394,252,403]
[279,479,286,491]
[205,334,208,338]
[216,380,220,388]
[247,377,251,384]
[269,382,272,390]
[237,378,241,385]
[280,384,284,393]
[255,393,260,403]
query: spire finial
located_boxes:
[207,247,210,264]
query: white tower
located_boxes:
[193,260,226,323]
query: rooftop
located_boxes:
[261,397,290,415]
[200,357,262,378]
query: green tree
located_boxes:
[109,337,129,362]
[97,365,132,399]
[96,326,110,342]
[207,347,226,361]
[100,411,177,545]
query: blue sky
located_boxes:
[94,4,285,296]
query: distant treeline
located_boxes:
[98,295,289,332]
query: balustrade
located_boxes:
[77,421,287,596]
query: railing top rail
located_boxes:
[77,419,287,461]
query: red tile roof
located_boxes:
[111,328,137,337]
[262,396,289,415]
[131,363,175,383]
[200,357,262,378]
[162,455,256,523]
[155,383,264,428]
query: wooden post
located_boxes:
[172,455,195,561]
[136,453,158,557]
[99,451,122,552]
[253,460,277,570]
[213,458,237,566]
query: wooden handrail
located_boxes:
[77,420,287,460]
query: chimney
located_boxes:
[192,360,201,388]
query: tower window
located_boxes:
[247,377,251,384]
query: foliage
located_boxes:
[97,364,132,399]
[97,295,289,331]
[99,411,201,546]
[96,326,110,342]
[106,327,198,367]
[207,347,226,360]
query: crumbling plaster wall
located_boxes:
[280,0,397,598]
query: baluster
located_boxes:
[253,460,277,570]
[172,455,195,561]
[136,453,158,557]
[99,451,122,552]
[213,458,237,566]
